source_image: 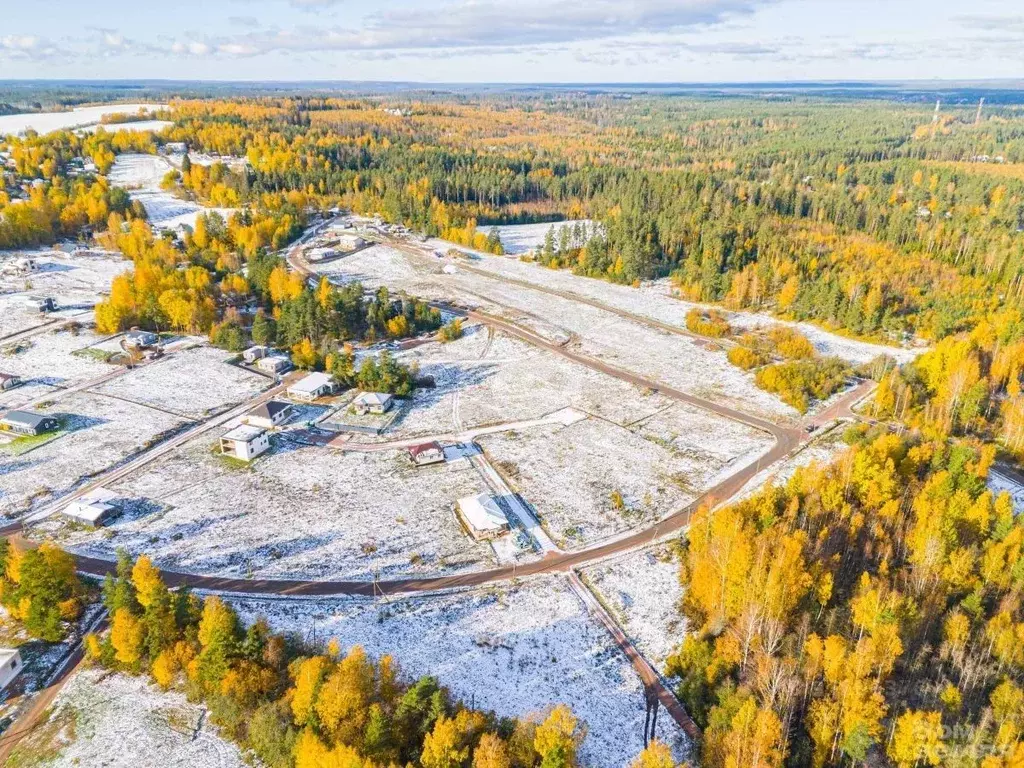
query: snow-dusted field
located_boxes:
[229,577,690,768]
[392,325,678,438]
[91,346,269,419]
[80,119,172,134]
[478,414,738,549]
[443,247,920,365]
[1,391,187,519]
[0,104,166,137]
[489,220,594,256]
[60,436,498,581]
[0,326,111,394]
[311,245,799,422]
[11,667,245,768]
[0,249,129,338]
[582,545,685,671]
[107,154,234,231]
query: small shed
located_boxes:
[63,487,119,527]
[352,392,394,416]
[409,441,445,466]
[0,410,59,436]
[124,329,159,348]
[242,345,268,364]
[456,494,509,541]
[220,424,270,462]
[257,355,292,375]
[0,373,21,391]
[246,400,293,429]
[26,296,56,313]
[0,648,23,691]
[288,372,337,402]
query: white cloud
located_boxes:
[1,35,39,51]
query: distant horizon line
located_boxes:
[3,77,1024,88]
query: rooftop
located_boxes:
[1,410,52,429]
[457,493,508,534]
[354,391,394,406]
[222,424,267,443]
[249,400,292,420]
[289,372,334,394]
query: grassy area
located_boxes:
[5,706,75,768]
[0,428,64,457]
[71,347,116,363]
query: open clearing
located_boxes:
[6,667,245,768]
[487,220,594,256]
[1,390,187,520]
[478,407,770,550]
[228,576,691,768]
[108,153,235,231]
[56,434,501,581]
[582,546,685,674]
[313,244,799,422]
[91,345,269,419]
[0,104,167,136]
[0,249,129,338]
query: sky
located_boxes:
[1,0,1023,83]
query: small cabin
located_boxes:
[256,355,292,375]
[0,372,21,391]
[63,487,119,527]
[409,441,445,467]
[0,410,58,436]
[124,329,159,348]
[352,392,394,416]
[287,372,337,402]
[242,345,268,364]
[456,494,509,541]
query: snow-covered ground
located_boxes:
[8,667,245,768]
[478,410,768,550]
[91,346,269,419]
[736,425,850,501]
[0,326,111,395]
[1,391,188,519]
[80,119,172,135]
[0,104,166,137]
[489,220,595,256]
[311,244,799,423]
[0,249,129,338]
[228,577,691,768]
[449,249,920,366]
[107,153,234,231]
[58,435,498,581]
[989,469,1024,515]
[582,545,685,672]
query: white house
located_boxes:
[456,494,509,540]
[220,424,270,461]
[124,329,159,348]
[246,400,293,429]
[0,372,21,391]
[63,487,119,527]
[7,257,38,274]
[242,345,268,364]
[0,648,23,691]
[257,355,292,375]
[288,372,336,402]
[352,391,394,416]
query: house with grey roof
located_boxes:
[0,410,59,436]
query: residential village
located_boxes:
[0,206,967,766]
